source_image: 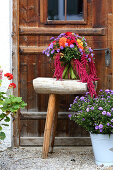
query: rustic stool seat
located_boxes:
[33,77,87,158]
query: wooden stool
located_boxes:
[33,77,87,158]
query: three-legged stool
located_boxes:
[33,77,87,158]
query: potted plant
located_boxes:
[43,32,98,97]
[0,67,27,140]
[69,89,113,166]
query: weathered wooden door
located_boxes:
[13,0,113,146]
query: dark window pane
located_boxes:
[66,0,83,20]
[48,0,83,21]
[48,0,65,20]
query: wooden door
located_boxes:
[13,0,113,146]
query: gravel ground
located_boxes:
[0,147,113,170]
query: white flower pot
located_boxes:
[90,133,113,166]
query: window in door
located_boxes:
[40,0,87,24]
[48,0,83,21]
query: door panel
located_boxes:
[18,0,113,146]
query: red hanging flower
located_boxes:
[4,73,13,80]
[8,83,16,89]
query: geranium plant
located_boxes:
[0,67,27,140]
[69,89,113,134]
[43,32,98,97]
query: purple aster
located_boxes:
[100,129,103,133]
[91,53,94,57]
[107,123,110,126]
[110,125,113,128]
[82,118,85,121]
[98,107,103,111]
[50,37,54,40]
[80,97,85,101]
[99,124,103,129]
[51,49,55,54]
[107,96,110,98]
[68,114,72,118]
[111,108,113,112]
[102,111,106,115]
[86,108,89,112]
[60,46,64,50]
[90,106,94,110]
[49,43,53,49]
[88,58,91,62]
[65,43,68,47]
[47,53,50,57]
[111,119,113,122]
[85,55,88,58]
[107,112,111,117]
[60,33,65,37]
[70,44,74,48]
[99,89,103,92]
[89,47,93,53]
[42,50,45,54]
[95,125,99,130]
[79,48,82,52]
[57,49,60,53]
[108,101,110,103]
[105,89,110,93]
[86,92,89,95]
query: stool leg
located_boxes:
[50,95,59,153]
[42,94,56,159]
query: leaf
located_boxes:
[0,126,2,131]
[2,124,9,127]
[0,113,6,119]
[4,116,10,122]
[0,132,6,140]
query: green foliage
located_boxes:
[0,92,27,140]
[69,90,113,135]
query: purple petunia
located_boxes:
[98,107,103,111]
[70,44,74,48]
[111,108,113,112]
[102,111,106,115]
[111,119,113,122]
[99,89,103,92]
[82,118,85,121]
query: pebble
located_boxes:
[0,147,113,170]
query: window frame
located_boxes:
[40,0,87,25]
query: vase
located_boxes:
[90,133,113,166]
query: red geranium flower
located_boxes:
[4,73,13,80]
[65,32,72,36]
[8,83,16,89]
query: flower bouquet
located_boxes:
[43,32,98,97]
